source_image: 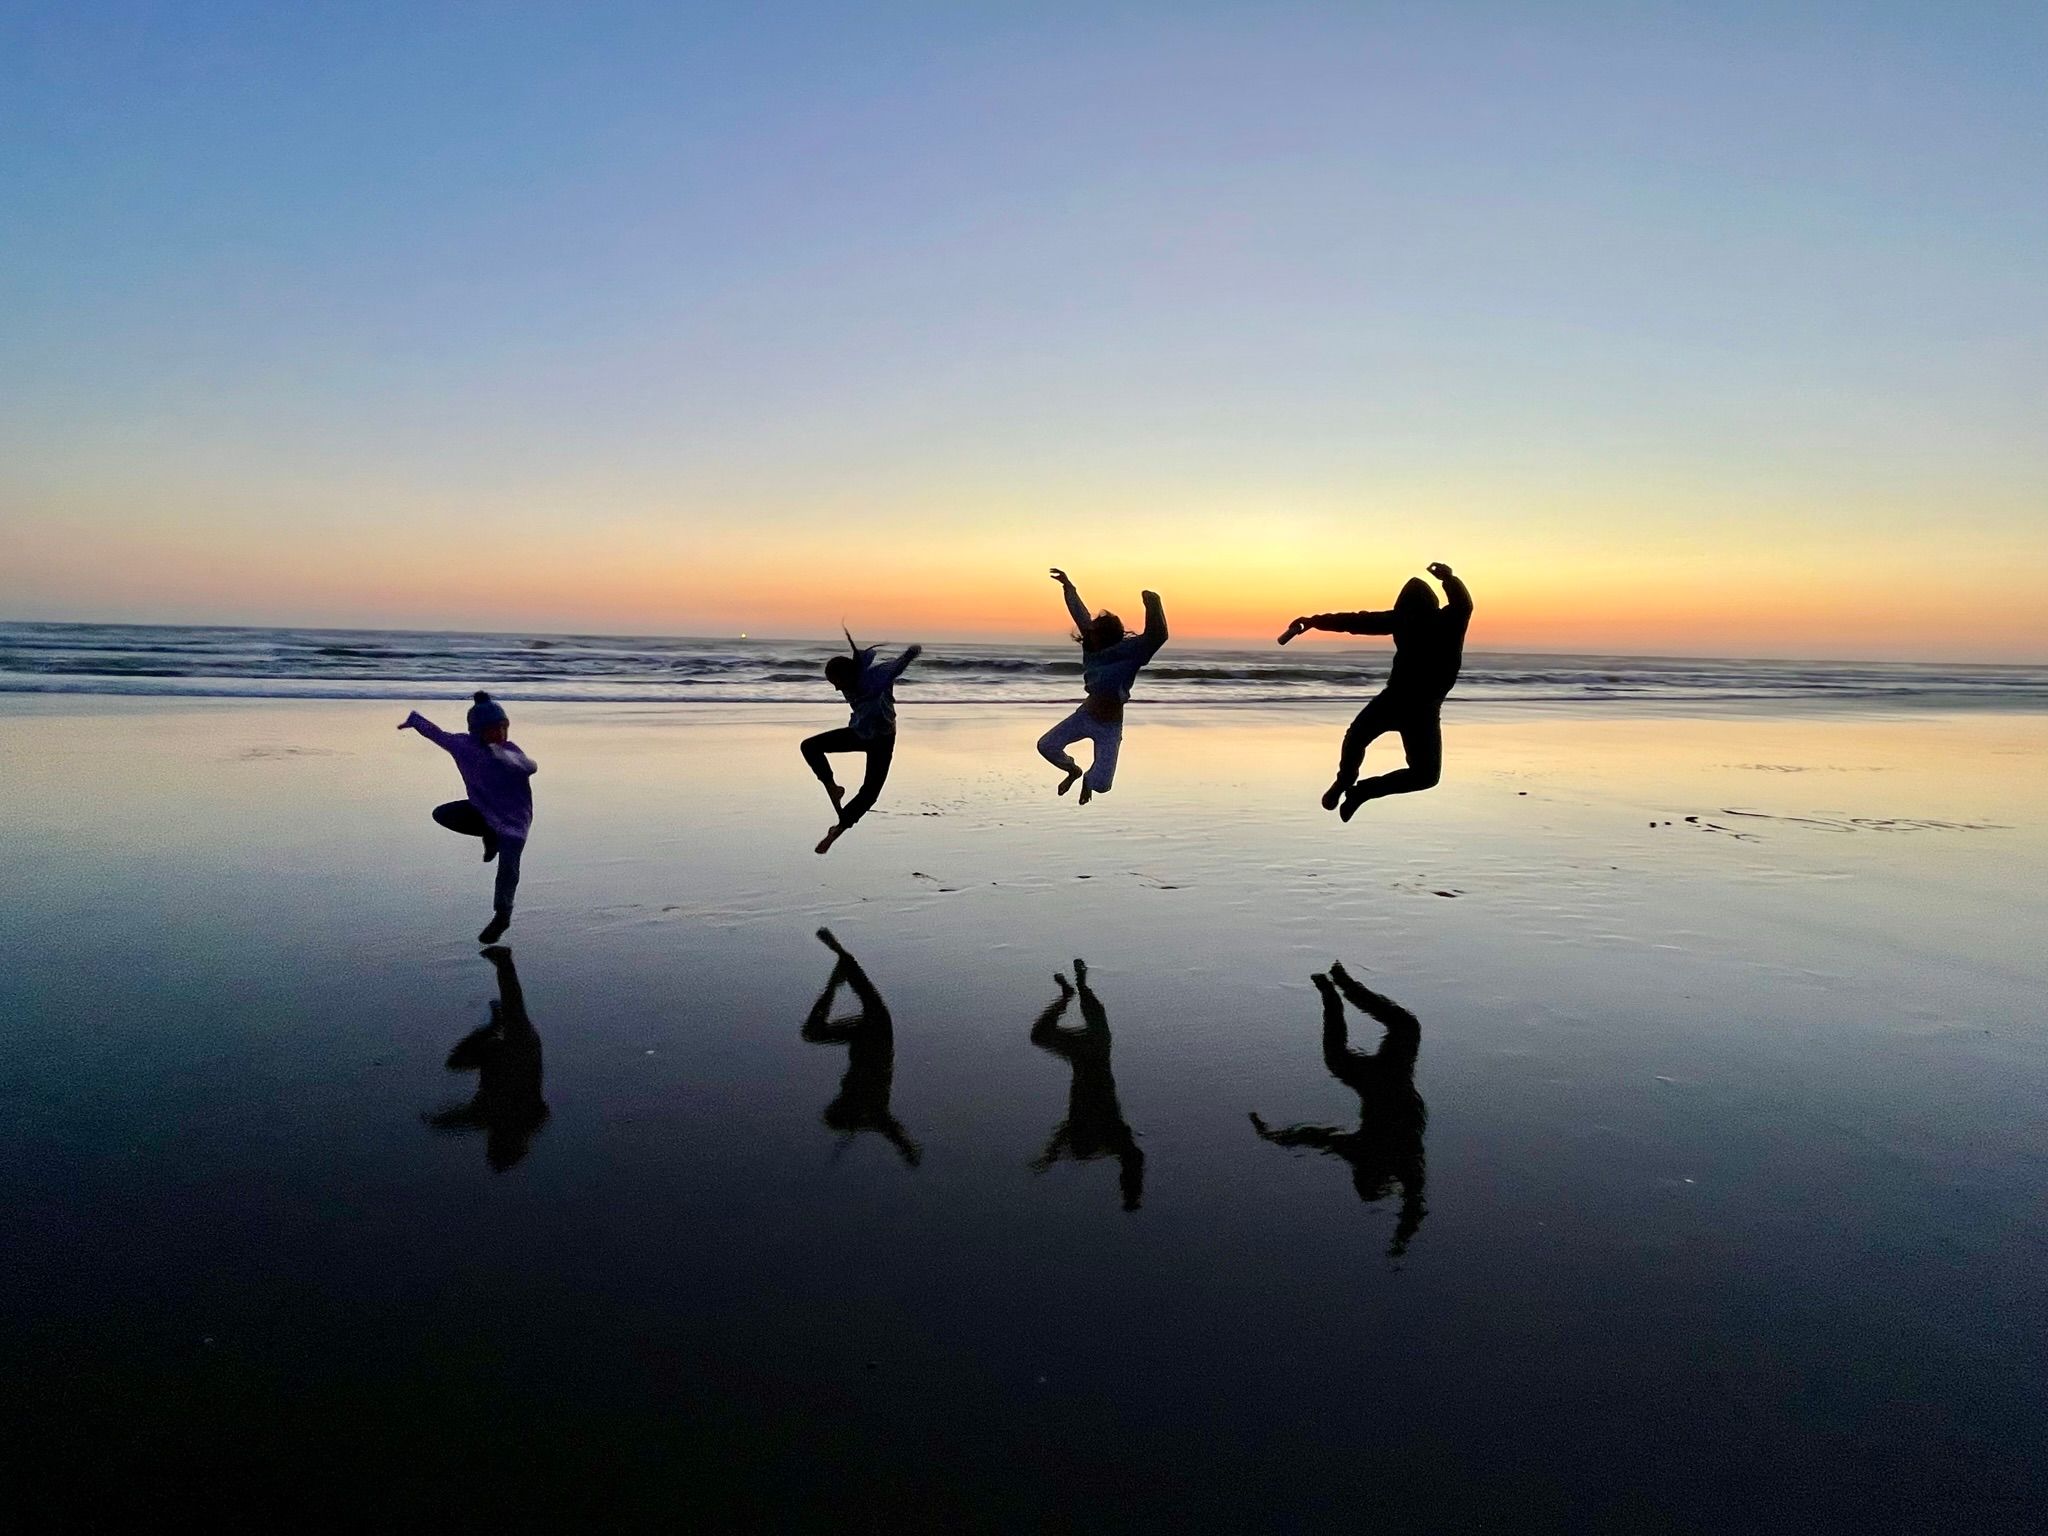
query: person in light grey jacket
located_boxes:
[1037,568,1168,804]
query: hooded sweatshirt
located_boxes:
[844,644,923,739]
[1063,587,1170,702]
[1310,574,1472,701]
[406,713,538,838]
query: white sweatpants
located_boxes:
[1036,706,1124,792]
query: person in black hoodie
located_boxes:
[1278,562,1472,821]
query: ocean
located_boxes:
[3,621,2043,711]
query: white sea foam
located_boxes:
[1,622,2042,712]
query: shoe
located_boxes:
[478,910,512,944]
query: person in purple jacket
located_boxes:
[1278,562,1472,821]
[399,691,537,943]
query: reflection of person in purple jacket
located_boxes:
[399,690,538,943]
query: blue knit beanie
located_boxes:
[466,690,509,737]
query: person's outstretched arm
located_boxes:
[816,929,890,1024]
[1137,591,1168,657]
[1328,961,1421,1067]
[1050,568,1091,633]
[802,929,854,1038]
[398,711,462,751]
[880,643,923,684]
[1029,975,1083,1057]
[1428,562,1471,615]
[1278,609,1396,644]
[1248,1111,1344,1151]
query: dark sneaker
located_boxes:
[478,909,512,944]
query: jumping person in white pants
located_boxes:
[1038,568,1168,804]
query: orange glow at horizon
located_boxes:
[10,506,2042,663]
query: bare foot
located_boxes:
[1321,778,1349,812]
[815,824,847,855]
[1078,782,1094,805]
[478,910,512,944]
[1057,769,1081,796]
[825,783,845,812]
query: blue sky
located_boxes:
[3,2,2044,655]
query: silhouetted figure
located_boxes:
[399,690,537,943]
[1029,960,1145,1210]
[1278,562,1471,822]
[1249,962,1426,1256]
[1037,568,1168,804]
[425,946,549,1171]
[804,630,922,855]
[802,928,921,1166]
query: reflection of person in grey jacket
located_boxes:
[1037,568,1168,804]
[1279,563,1471,821]
[1029,960,1144,1211]
[804,629,922,855]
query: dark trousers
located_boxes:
[801,728,896,826]
[1336,691,1443,799]
[433,800,525,911]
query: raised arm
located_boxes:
[1428,562,1471,615]
[399,711,462,751]
[881,643,923,683]
[1313,610,1396,636]
[1029,976,1081,1056]
[1137,591,1168,656]
[1051,568,1091,632]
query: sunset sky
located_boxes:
[3,3,2043,659]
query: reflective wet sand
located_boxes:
[3,698,2042,1527]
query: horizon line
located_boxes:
[2,614,2041,672]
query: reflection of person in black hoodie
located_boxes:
[1029,960,1145,1211]
[801,928,922,1166]
[1278,562,1472,821]
[1250,962,1426,1258]
[425,946,549,1172]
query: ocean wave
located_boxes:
[2,623,2044,713]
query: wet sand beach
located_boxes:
[3,697,2043,1528]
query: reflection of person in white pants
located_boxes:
[1038,568,1167,804]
